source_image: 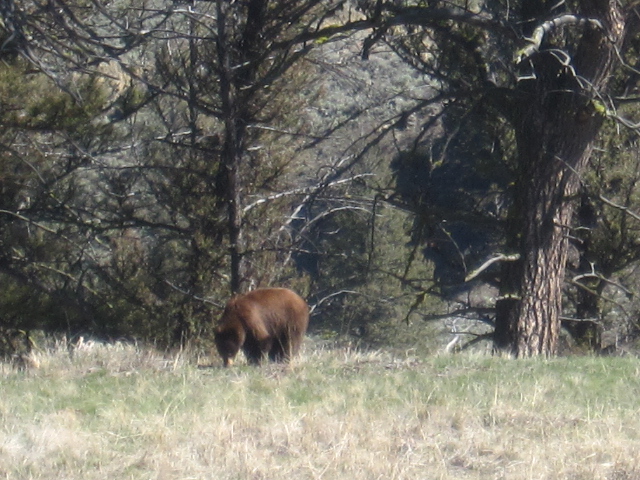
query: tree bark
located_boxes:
[216,0,245,294]
[493,0,625,356]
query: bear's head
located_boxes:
[214,326,243,367]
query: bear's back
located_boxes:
[241,288,308,329]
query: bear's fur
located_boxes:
[214,288,309,366]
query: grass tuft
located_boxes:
[1,339,640,479]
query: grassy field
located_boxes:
[1,340,640,480]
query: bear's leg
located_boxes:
[243,335,272,364]
[269,341,284,362]
[270,333,293,362]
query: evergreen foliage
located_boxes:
[1,0,640,355]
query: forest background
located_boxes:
[2,0,640,359]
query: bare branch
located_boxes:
[385,6,516,40]
[515,15,603,64]
[459,333,494,351]
[599,194,640,222]
[422,308,495,322]
[572,271,634,298]
[309,289,359,315]
[163,280,225,308]
[0,209,60,236]
[569,279,630,316]
[444,335,461,353]
[465,253,520,282]
[243,174,373,214]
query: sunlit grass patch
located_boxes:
[1,340,640,479]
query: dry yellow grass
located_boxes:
[1,339,639,479]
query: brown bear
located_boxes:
[214,288,309,367]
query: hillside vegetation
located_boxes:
[1,342,639,479]
[3,0,640,355]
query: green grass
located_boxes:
[1,341,640,479]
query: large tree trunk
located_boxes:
[215,0,269,294]
[493,0,624,356]
[495,111,599,356]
